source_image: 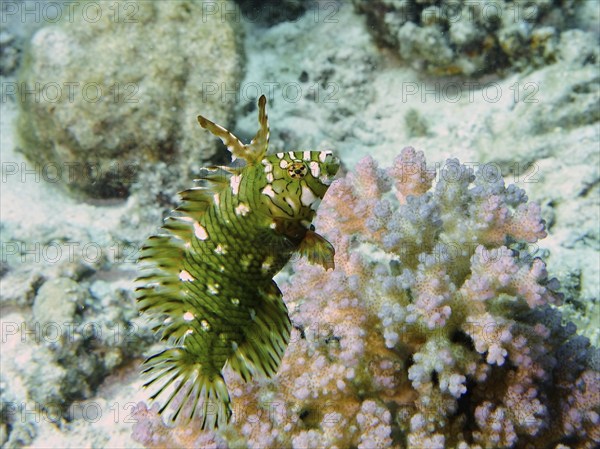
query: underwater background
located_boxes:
[0,0,598,448]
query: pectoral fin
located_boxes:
[298,230,335,270]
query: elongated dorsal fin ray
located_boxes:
[196,115,246,161]
[248,94,270,160]
[197,95,269,165]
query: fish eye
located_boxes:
[287,161,307,179]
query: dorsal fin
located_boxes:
[197,95,270,165]
[247,95,270,159]
[171,166,234,221]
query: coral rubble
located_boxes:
[352,0,584,76]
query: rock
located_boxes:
[17,0,243,198]
[32,277,85,326]
[0,30,20,75]
[1,277,152,446]
[558,29,600,65]
[0,268,44,308]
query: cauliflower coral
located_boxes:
[132,148,599,449]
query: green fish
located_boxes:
[136,95,339,428]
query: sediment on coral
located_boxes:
[132,148,599,449]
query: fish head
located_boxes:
[258,150,339,221]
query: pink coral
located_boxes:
[388,146,435,203]
[132,148,599,449]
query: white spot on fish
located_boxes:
[201,320,210,331]
[230,173,242,195]
[279,159,289,169]
[288,151,295,159]
[269,222,277,230]
[301,185,318,207]
[213,193,220,207]
[262,256,274,272]
[262,184,276,198]
[276,152,284,159]
[309,161,320,178]
[263,161,273,173]
[179,270,194,282]
[183,311,195,321]
[235,202,251,216]
[285,196,299,213]
[207,283,220,294]
[214,244,227,255]
[319,152,329,162]
[303,151,310,160]
[266,173,274,183]
[194,221,208,240]
[185,328,194,335]
[231,297,240,306]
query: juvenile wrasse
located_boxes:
[136,95,339,428]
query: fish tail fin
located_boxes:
[228,282,291,382]
[142,347,232,429]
